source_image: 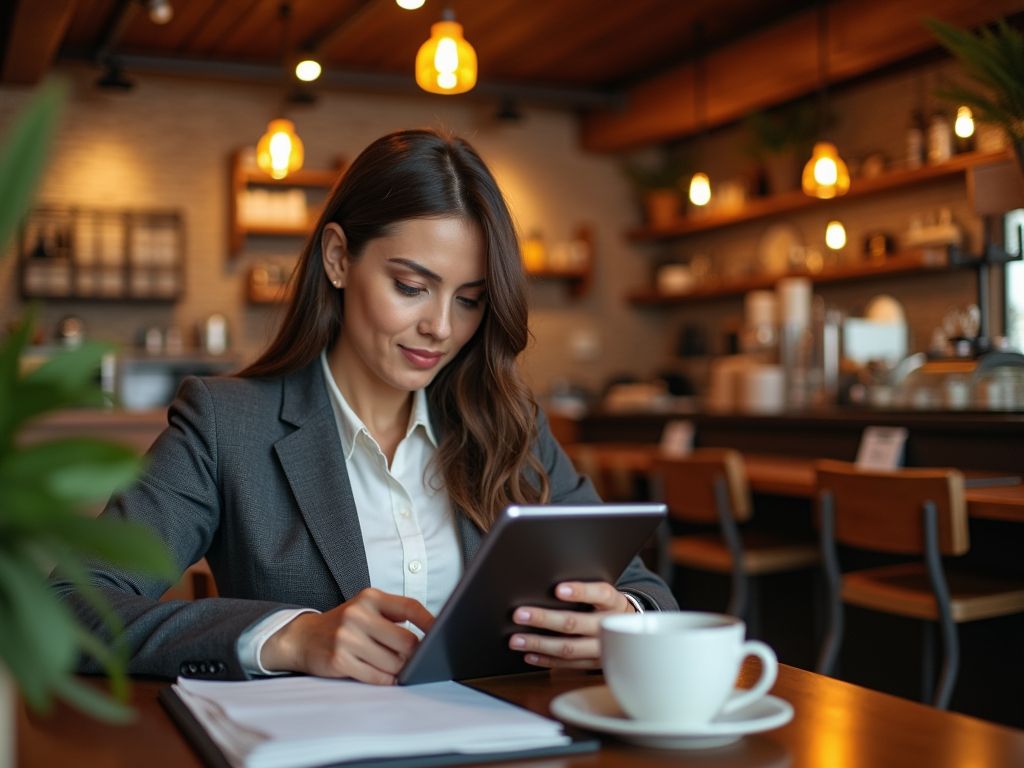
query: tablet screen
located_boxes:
[398,503,666,685]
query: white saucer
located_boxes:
[550,686,793,750]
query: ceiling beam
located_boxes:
[579,0,1024,152]
[1,0,77,84]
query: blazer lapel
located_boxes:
[274,362,371,601]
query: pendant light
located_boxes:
[257,119,304,179]
[688,21,711,208]
[802,3,849,199]
[256,3,304,179]
[954,106,975,139]
[825,220,846,250]
[415,8,477,95]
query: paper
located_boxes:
[855,426,908,470]
[173,676,569,768]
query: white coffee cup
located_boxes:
[601,611,778,725]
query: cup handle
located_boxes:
[720,640,778,715]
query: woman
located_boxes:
[58,128,675,684]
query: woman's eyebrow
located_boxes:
[388,258,485,288]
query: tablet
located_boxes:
[397,503,666,686]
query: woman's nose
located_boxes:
[419,299,452,340]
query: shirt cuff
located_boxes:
[237,608,319,676]
[620,591,646,614]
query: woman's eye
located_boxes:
[394,279,422,296]
[457,296,482,309]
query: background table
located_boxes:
[17,664,1024,768]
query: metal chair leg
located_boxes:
[922,500,959,710]
[714,475,747,621]
[816,491,844,676]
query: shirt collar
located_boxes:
[320,350,437,461]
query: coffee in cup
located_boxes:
[601,611,778,725]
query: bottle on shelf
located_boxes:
[906,109,925,170]
[926,108,952,165]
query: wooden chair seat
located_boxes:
[843,562,1024,623]
[671,531,820,575]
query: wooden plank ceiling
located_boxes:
[59,0,819,89]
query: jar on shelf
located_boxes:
[927,109,952,165]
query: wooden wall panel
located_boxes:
[581,0,1024,151]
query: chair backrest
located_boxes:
[814,459,968,556]
[651,448,752,523]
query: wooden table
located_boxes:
[17,664,1024,768]
[564,444,1024,523]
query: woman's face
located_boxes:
[323,217,487,394]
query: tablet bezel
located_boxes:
[397,503,666,686]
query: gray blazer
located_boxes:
[54,359,676,681]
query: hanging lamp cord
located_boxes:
[817,1,829,137]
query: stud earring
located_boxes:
[332,279,341,288]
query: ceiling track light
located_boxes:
[145,0,174,25]
[397,0,426,8]
[415,8,477,95]
[96,59,134,90]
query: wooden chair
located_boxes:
[815,459,1024,710]
[651,448,819,630]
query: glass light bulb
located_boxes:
[148,0,173,24]
[825,221,847,250]
[269,132,292,178]
[434,38,458,74]
[396,0,425,8]
[955,106,975,139]
[689,173,711,206]
[814,156,838,186]
[295,60,322,82]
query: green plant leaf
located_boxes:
[1,438,142,503]
[0,308,37,450]
[0,81,64,258]
[0,597,53,712]
[40,515,176,579]
[0,550,78,684]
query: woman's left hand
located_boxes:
[509,581,636,669]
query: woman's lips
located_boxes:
[400,346,445,369]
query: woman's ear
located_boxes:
[321,223,350,288]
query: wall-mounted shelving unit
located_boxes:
[229,150,345,256]
[625,149,1014,307]
[629,249,951,306]
[626,149,1010,243]
[524,226,594,298]
[17,206,185,302]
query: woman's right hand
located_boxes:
[259,588,434,685]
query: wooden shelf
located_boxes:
[229,151,345,256]
[628,249,951,305]
[626,149,1011,242]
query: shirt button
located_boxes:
[400,509,410,518]
[408,560,422,573]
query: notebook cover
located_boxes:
[158,686,599,768]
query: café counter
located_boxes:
[575,408,1024,474]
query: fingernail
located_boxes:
[526,654,539,664]
[557,585,573,598]
[511,636,525,648]
[515,609,531,622]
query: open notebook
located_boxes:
[160,676,596,768]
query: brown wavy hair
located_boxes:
[238,128,549,529]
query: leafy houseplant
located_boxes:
[0,82,175,741]
[927,17,1024,174]
[621,152,692,228]
[743,100,819,195]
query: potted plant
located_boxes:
[0,82,175,765]
[743,99,819,196]
[927,17,1024,177]
[621,152,691,228]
